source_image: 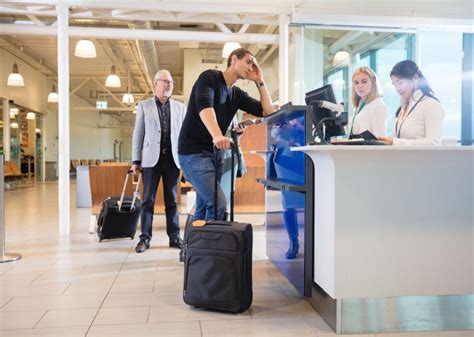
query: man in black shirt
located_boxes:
[178,48,274,221]
[132,70,187,253]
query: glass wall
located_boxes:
[290,26,467,141]
[0,101,44,182]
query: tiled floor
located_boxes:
[0,182,471,336]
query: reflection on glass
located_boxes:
[266,112,305,260]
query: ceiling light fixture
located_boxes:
[9,108,19,119]
[7,63,25,86]
[122,70,134,105]
[105,65,121,88]
[122,93,134,105]
[26,112,36,120]
[10,122,19,129]
[47,85,59,103]
[35,128,41,133]
[222,42,241,58]
[333,50,351,67]
[332,78,346,88]
[74,39,96,58]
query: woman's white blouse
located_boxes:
[393,89,445,146]
[350,97,388,137]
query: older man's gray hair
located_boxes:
[153,69,171,83]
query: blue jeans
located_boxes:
[179,150,226,221]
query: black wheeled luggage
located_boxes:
[182,141,253,313]
[97,170,142,242]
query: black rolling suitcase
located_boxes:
[97,170,142,242]
[182,143,253,313]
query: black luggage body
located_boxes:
[97,171,142,242]
[183,220,252,312]
[182,141,253,313]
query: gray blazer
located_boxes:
[132,97,187,168]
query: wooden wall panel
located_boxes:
[89,164,180,215]
[233,113,266,212]
[233,166,265,213]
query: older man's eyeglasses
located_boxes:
[156,79,175,85]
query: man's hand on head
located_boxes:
[247,59,263,83]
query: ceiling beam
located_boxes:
[1,37,55,75]
[259,44,278,65]
[70,78,91,96]
[328,31,366,54]
[127,40,154,94]
[26,14,45,26]
[216,23,232,34]
[92,78,127,108]
[0,24,279,44]
[238,24,250,34]
[249,25,278,55]
[66,1,291,15]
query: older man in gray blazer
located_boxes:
[132,70,186,253]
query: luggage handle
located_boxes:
[118,169,142,211]
[213,138,237,222]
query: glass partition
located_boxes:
[289,26,467,141]
[0,100,44,182]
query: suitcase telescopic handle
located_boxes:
[118,170,142,211]
[213,140,237,222]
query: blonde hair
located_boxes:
[351,67,383,108]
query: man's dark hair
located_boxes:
[227,48,254,68]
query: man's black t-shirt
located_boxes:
[178,69,263,154]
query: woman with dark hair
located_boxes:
[378,60,445,145]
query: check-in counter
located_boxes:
[292,145,473,334]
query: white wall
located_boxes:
[43,94,130,162]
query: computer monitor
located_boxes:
[305,84,346,142]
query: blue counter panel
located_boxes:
[266,206,306,294]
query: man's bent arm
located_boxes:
[257,83,274,116]
[199,107,232,149]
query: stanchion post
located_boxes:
[0,154,21,263]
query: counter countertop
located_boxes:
[291,145,473,152]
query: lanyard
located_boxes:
[395,95,425,138]
[349,100,366,138]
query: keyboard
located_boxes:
[332,139,387,146]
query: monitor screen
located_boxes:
[305,84,345,141]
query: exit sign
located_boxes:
[96,101,108,109]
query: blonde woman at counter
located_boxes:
[379,60,445,145]
[348,67,388,138]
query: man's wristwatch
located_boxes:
[255,81,265,89]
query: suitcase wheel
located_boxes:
[130,235,134,240]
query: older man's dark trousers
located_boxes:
[139,152,180,243]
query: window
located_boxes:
[291,26,467,141]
